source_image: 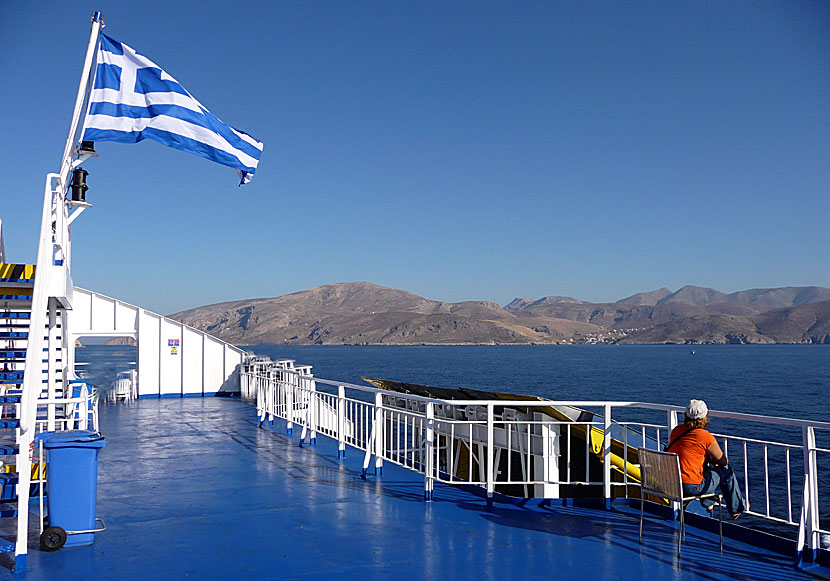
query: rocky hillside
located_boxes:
[169,282,601,345]
[102,337,138,346]
[169,283,830,346]
[613,300,830,344]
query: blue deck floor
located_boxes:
[3,397,817,580]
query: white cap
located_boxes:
[685,399,708,420]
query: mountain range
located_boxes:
[168,283,830,346]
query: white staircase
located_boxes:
[0,264,42,569]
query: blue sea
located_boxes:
[246,344,829,420]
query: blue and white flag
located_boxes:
[82,35,263,184]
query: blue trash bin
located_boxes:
[43,430,106,547]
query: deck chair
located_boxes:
[637,448,723,556]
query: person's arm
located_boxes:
[706,440,728,466]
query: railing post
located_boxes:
[373,392,383,476]
[258,370,264,421]
[298,376,309,445]
[254,370,263,423]
[797,425,819,562]
[285,372,294,435]
[309,379,317,445]
[667,409,678,438]
[271,368,279,423]
[603,404,612,508]
[261,369,271,425]
[666,409,681,516]
[264,371,269,422]
[337,385,346,458]
[486,402,494,503]
[278,370,286,422]
[424,402,435,501]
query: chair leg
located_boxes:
[639,489,645,543]
[718,496,723,553]
[678,504,684,557]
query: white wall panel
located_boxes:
[159,319,182,397]
[182,327,203,396]
[221,345,242,394]
[72,290,92,331]
[203,339,224,396]
[137,311,160,398]
[115,301,138,333]
[91,292,116,332]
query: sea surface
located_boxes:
[246,344,829,420]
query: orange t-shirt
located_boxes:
[667,426,716,484]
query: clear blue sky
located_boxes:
[1,2,828,315]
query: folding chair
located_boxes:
[638,448,723,556]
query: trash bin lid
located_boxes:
[34,431,56,443]
[42,430,106,450]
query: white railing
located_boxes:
[244,358,830,559]
[35,379,99,433]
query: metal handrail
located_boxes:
[243,356,828,559]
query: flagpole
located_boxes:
[58,11,104,190]
[21,11,104,432]
[19,12,103,436]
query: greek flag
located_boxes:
[82,35,263,184]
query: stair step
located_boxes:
[0,351,26,358]
[0,332,27,339]
[0,312,30,319]
[0,420,20,429]
[0,396,21,404]
[0,446,18,455]
[0,372,24,381]
[0,264,35,280]
[0,508,17,518]
[0,541,14,554]
[0,280,34,288]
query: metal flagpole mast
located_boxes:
[58,11,104,191]
[58,11,104,415]
[14,12,104,571]
[21,9,103,432]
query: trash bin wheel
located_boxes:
[40,526,67,551]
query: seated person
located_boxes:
[667,399,748,519]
